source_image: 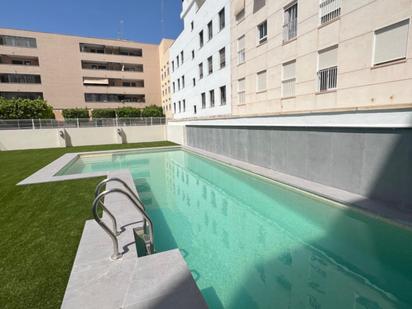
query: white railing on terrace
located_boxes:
[320,0,341,24]
[317,66,338,92]
[0,117,166,130]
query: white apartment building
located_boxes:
[169,0,231,119]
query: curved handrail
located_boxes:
[92,188,154,259]
[92,190,123,260]
[94,177,143,236]
[95,177,144,208]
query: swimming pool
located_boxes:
[59,148,412,308]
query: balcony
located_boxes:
[80,43,142,57]
[83,77,144,88]
[81,60,143,72]
[0,55,39,66]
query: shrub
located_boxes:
[141,105,164,117]
[91,108,116,119]
[0,97,55,119]
[116,107,141,118]
[62,108,89,119]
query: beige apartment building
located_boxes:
[0,28,167,118]
[158,39,174,118]
[231,0,412,117]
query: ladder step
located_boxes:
[133,226,153,256]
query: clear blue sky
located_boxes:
[0,0,183,44]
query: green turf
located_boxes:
[0,141,176,309]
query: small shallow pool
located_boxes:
[59,148,412,308]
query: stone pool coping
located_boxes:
[18,145,181,185]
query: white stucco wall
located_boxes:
[0,125,166,150]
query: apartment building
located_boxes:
[0,28,164,118]
[231,0,412,116]
[169,0,232,119]
[159,39,174,119]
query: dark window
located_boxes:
[219,48,226,68]
[208,21,213,40]
[0,35,37,48]
[0,92,43,99]
[84,93,145,103]
[219,8,226,30]
[201,92,206,108]
[0,74,41,84]
[220,86,226,105]
[210,90,215,107]
[199,31,204,48]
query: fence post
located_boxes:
[151,117,153,126]
[39,119,42,129]
[32,119,35,130]
[76,118,80,128]
[17,119,20,129]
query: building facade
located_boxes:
[159,39,174,119]
[231,0,412,116]
[0,28,165,118]
[169,0,232,120]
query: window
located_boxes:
[194,105,197,114]
[220,86,227,105]
[177,55,180,67]
[199,30,204,48]
[208,21,213,40]
[193,78,196,86]
[320,0,341,24]
[256,70,267,92]
[373,19,409,66]
[173,82,176,93]
[318,45,338,92]
[191,21,194,31]
[282,60,296,97]
[181,51,184,64]
[283,2,298,42]
[208,56,213,74]
[0,74,41,84]
[238,78,246,104]
[179,101,181,113]
[199,63,204,79]
[219,48,226,68]
[0,35,37,48]
[172,61,175,72]
[253,0,266,13]
[182,75,185,88]
[178,78,181,90]
[0,92,43,100]
[201,92,206,108]
[219,8,226,30]
[257,20,268,44]
[210,90,215,107]
[84,93,145,103]
[234,0,246,22]
[192,50,195,59]
[237,35,246,64]
[173,102,176,113]
[183,99,186,112]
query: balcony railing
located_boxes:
[320,0,341,24]
[317,66,337,92]
[0,117,166,130]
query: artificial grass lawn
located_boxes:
[0,141,176,309]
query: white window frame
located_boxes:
[257,20,268,45]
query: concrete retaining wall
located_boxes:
[186,125,412,212]
[0,125,166,150]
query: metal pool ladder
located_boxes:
[92,177,154,260]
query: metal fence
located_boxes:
[0,117,166,130]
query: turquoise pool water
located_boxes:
[60,149,412,308]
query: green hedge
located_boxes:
[91,109,116,119]
[62,108,89,119]
[0,97,55,119]
[117,107,141,118]
[141,105,164,117]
